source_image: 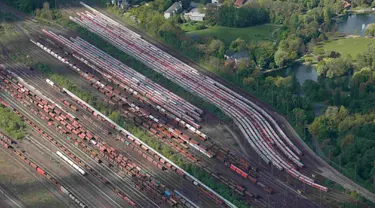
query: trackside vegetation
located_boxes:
[0,104,27,140]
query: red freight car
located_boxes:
[230,164,248,178]
[36,167,45,176]
[248,175,257,184]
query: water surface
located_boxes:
[338,14,375,36]
[269,64,318,85]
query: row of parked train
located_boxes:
[31,36,271,200]
[41,29,202,131]
[33,37,214,159]
[39,65,224,206]
[70,5,328,192]
[35,34,235,206]
[60,85,227,206]
[0,68,145,205]
[2,66,218,207]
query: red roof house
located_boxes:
[234,0,246,7]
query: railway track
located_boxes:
[4,13,276,207]
[0,65,163,207]
[0,3,343,207]
[1,33,238,206]
[29,35,273,206]
[68,3,329,193]
[0,133,89,208]
[1,59,226,207]
[7,59,221,208]
[0,93,133,208]
[1,26,319,208]
[27,24,326,208]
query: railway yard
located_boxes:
[0,1,373,208]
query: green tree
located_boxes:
[108,111,121,124]
[293,108,307,126]
[207,39,225,57]
[323,7,331,26]
[333,88,341,106]
[309,116,326,137]
[365,24,375,37]
[229,38,247,52]
[16,0,33,13]
[274,49,289,67]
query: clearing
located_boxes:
[317,37,375,59]
[185,24,279,45]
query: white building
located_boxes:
[184,8,205,21]
[164,1,183,19]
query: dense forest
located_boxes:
[1,0,375,200]
[215,5,269,27]
[2,0,56,13]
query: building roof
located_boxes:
[234,0,246,7]
[185,8,206,17]
[226,51,249,60]
[232,51,249,59]
[225,51,235,57]
[165,2,182,14]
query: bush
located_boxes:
[195,24,207,30]
[0,105,27,140]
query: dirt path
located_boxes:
[223,125,250,157]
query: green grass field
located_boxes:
[318,38,375,59]
[186,24,278,45]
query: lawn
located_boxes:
[318,37,375,59]
[186,24,279,45]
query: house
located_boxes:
[110,0,128,10]
[184,8,206,21]
[164,1,183,19]
[224,51,250,66]
[234,0,246,7]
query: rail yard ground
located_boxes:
[0,146,65,208]
[0,1,373,208]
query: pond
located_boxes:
[337,13,375,36]
[269,64,318,85]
